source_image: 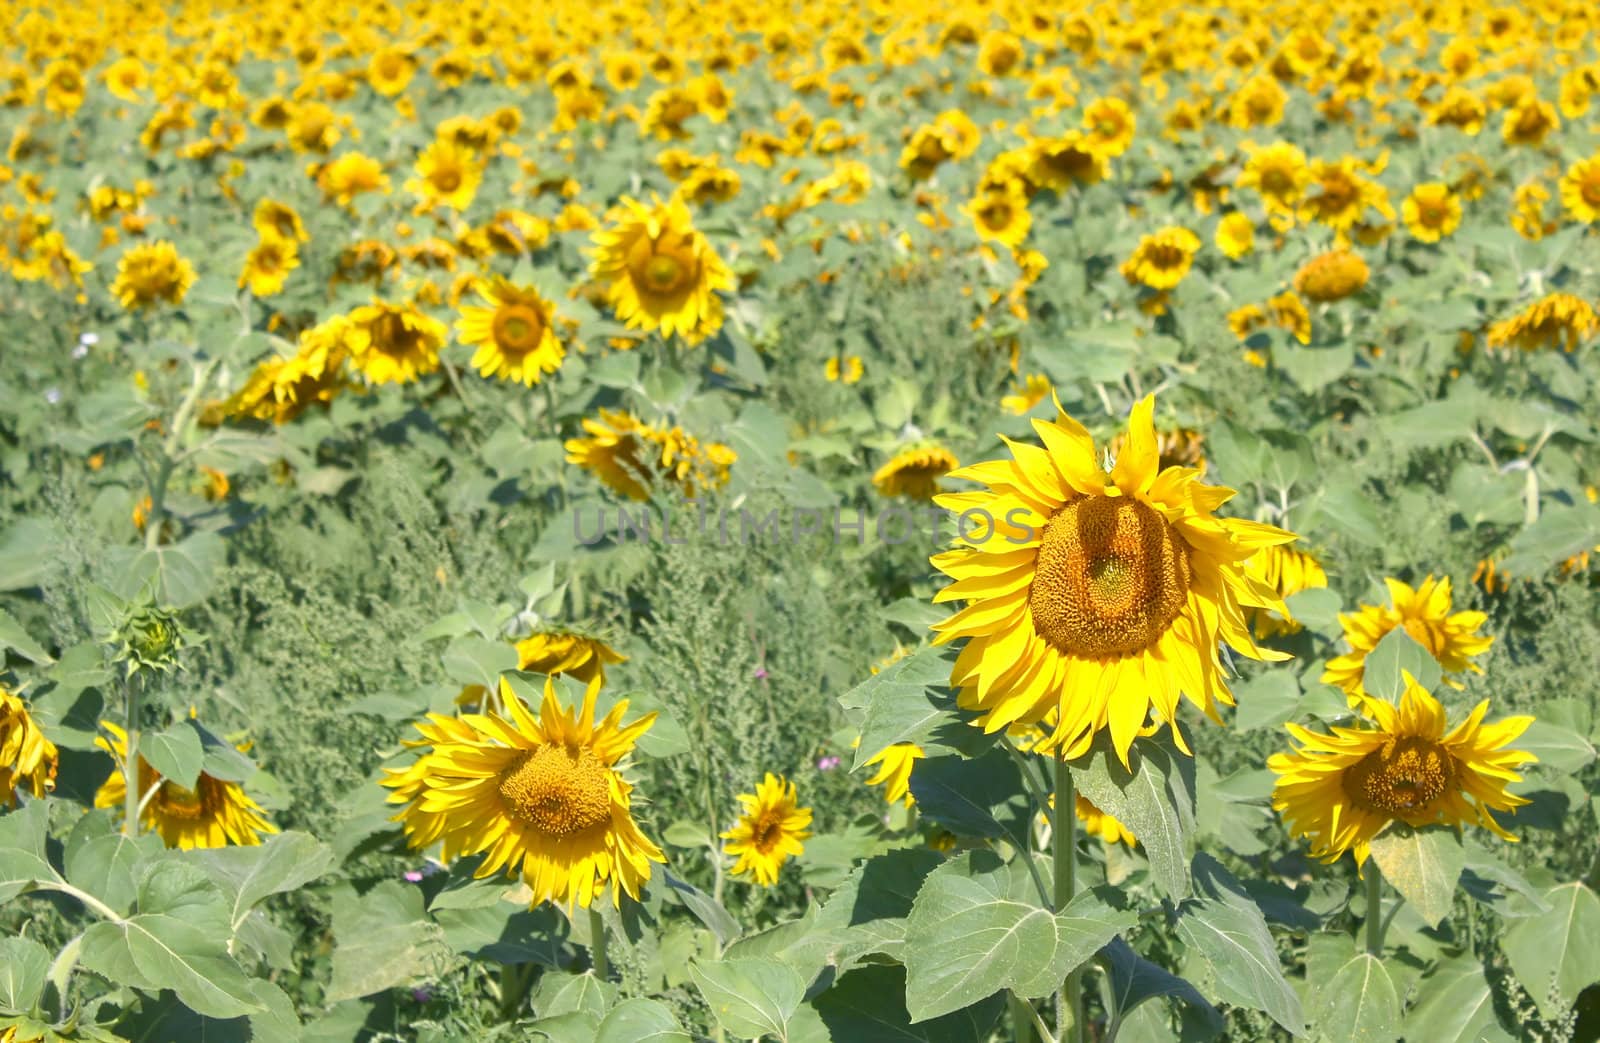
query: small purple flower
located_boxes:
[411,987,433,1003]
[817,755,841,771]
[404,870,424,883]
[753,667,769,680]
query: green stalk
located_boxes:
[122,676,140,837]
[1008,992,1036,1043]
[588,906,609,980]
[1054,753,1083,1043]
[1364,866,1384,956]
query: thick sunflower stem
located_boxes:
[1365,866,1384,956]
[122,676,140,837]
[1008,992,1036,1043]
[1053,752,1083,1043]
[588,906,610,980]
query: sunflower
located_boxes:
[455,279,564,386]
[516,630,627,685]
[874,445,959,500]
[1120,227,1201,290]
[315,152,389,206]
[1511,182,1557,240]
[1299,158,1393,232]
[1322,576,1492,703]
[565,409,657,501]
[367,47,416,97]
[343,301,447,385]
[407,140,483,212]
[239,236,299,297]
[94,722,275,849]
[1,685,57,806]
[589,195,733,345]
[1502,98,1559,147]
[253,198,308,243]
[1401,183,1463,242]
[1215,213,1255,259]
[1428,87,1487,135]
[824,356,864,383]
[110,240,196,311]
[1081,97,1136,159]
[1486,293,1599,352]
[103,56,149,103]
[965,179,1031,248]
[1001,374,1052,416]
[931,395,1298,765]
[384,676,665,909]
[1559,155,1600,223]
[1269,677,1533,867]
[721,773,813,886]
[1269,291,1312,344]
[1293,249,1369,302]
[1237,142,1309,214]
[862,742,924,807]
[1022,132,1107,192]
[1245,544,1329,638]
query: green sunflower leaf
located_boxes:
[1360,627,1442,703]
[1306,954,1400,1043]
[1175,854,1302,1036]
[0,937,51,1016]
[689,956,808,1041]
[139,720,205,791]
[1401,956,1512,1043]
[1366,824,1465,929]
[1069,733,1197,900]
[594,998,691,1043]
[1503,881,1600,1022]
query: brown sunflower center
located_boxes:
[497,745,611,838]
[492,303,545,354]
[1582,176,1600,207]
[751,810,784,853]
[433,168,462,193]
[628,238,695,298]
[1029,495,1194,659]
[155,780,208,820]
[1343,736,1456,815]
[1317,177,1357,213]
[983,202,1013,229]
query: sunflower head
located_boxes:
[343,300,447,385]
[1487,293,1600,352]
[931,394,1298,766]
[456,279,565,386]
[874,445,960,500]
[0,685,58,807]
[1120,227,1202,290]
[515,630,627,685]
[1270,675,1534,866]
[1560,156,1600,223]
[862,742,925,808]
[110,240,196,311]
[94,721,276,849]
[588,195,733,345]
[385,676,664,909]
[1293,249,1370,302]
[721,773,813,887]
[1322,575,1493,703]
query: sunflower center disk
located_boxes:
[752,811,784,853]
[497,745,612,838]
[492,304,544,354]
[1343,736,1456,815]
[156,781,207,820]
[1028,496,1194,660]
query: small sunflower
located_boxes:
[367,47,416,97]
[407,140,483,212]
[1269,291,1312,345]
[1323,576,1492,703]
[721,773,813,887]
[315,152,390,206]
[1501,98,1559,147]
[1269,677,1533,866]
[239,236,299,297]
[1401,183,1463,242]
[1237,142,1309,214]
[110,240,196,311]
[1120,226,1202,290]
[384,677,665,909]
[455,279,565,386]
[1022,132,1106,192]
[1215,213,1255,259]
[516,630,627,685]
[1486,293,1599,352]
[1245,544,1329,638]
[253,198,308,243]
[343,301,447,385]
[565,409,656,501]
[825,356,864,383]
[965,179,1031,248]
[1558,155,1600,223]
[1299,158,1393,232]
[873,445,960,500]
[94,722,276,849]
[1293,249,1369,302]
[1,685,58,806]
[862,743,925,807]
[1001,374,1053,416]
[931,394,1298,765]
[1081,96,1136,159]
[589,195,734,345]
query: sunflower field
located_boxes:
[4,0,1600,1040]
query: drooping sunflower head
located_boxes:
[564,408,656,501]
[343,300,447,385]
[94,721,276,849]
[931,395,1298,766]
[1,685,58,807]
[515,630,627,685]
[110,240,196,311]
[1486,293,1600,352]
[873,445,960,501]
[315,151,390,205]
[1322,575,1493,702]
[1269,676,1534,866]
[1120,226,1202,290]
[721,772,813,887]
[588,195,734,345]
[1293,248,1370,302]
[455,279,565,386]
[384,676,665,909]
